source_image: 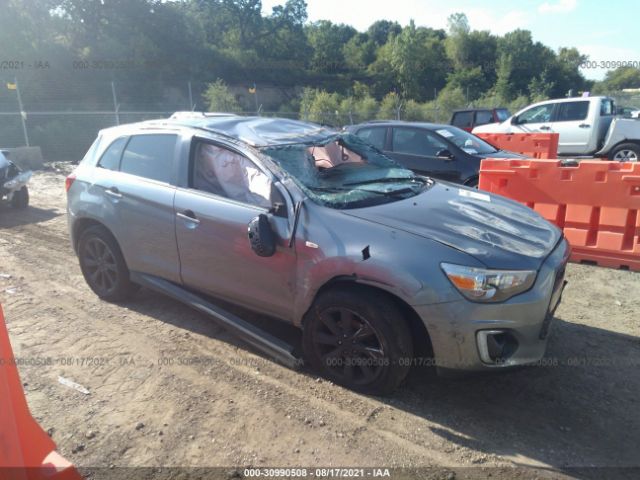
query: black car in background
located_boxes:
[346,121,523,187]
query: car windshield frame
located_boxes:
[260,133,431,209]
[430,125,498,155]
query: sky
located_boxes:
[261,0,640,81]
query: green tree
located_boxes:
[307,90,341,125]
[367,20,402,46]
[306,20,357,73]
[377,92,402,119]
[593,67,640,93]
[436,87,467,116]
[203,79,241,112]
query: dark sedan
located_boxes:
[345,121,523,187]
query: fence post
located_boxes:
[188,81,194,110]
[14,77,30,147]
[111,81,120,125]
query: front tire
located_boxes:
[78,225,137,302]
[10,186,29,209]
[609,143,640,162]
[303,287,413,395]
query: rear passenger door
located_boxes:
[549,100,591,155]
[113,133,182,282]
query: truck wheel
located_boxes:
[78,225,137,302]
[10,187,29,209]
[610,143,640,162]
[303,288,413,395]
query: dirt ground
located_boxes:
[1,166,639,479]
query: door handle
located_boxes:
[105,187,122,199]
[176,210,200,224]
[579,123,590,128]
[539,126,551,131]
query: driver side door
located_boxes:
[513,103,555,134]
[174,138,297,321]
[389,127,461,182]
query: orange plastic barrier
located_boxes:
[479,159,640,271]
[0,304,82,480]
[475,133,559,159]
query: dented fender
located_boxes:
[290,205,480,325]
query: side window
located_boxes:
[452,112,473,128]
[120,134,177,183]
[475,111,494,125]
[517,104,554,124]
[392,128,448,157]
[192,142,272,209]
[355,127,386,150]
[97,137,127,171]
[496,109,510,122]
[600,99,614,116]
[556,101,589,122]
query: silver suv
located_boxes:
[67,116,569,394]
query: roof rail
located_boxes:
[169,111,237,119]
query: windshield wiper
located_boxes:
[343,177,424,186]
[307,185,415,198]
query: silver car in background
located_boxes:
[66,116,569,394]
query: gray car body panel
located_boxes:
[68,118,569,372]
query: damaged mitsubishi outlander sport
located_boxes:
[67,115,569,394]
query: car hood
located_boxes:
[343,182,562,270]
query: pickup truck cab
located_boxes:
[473,96,640,161]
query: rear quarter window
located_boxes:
[120,134,178,183]
[97,137,127,171]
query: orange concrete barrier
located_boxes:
[0,304,82,480]
[475,133,559,159]
[479,159,640,271]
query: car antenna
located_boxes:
[289,200,303,248]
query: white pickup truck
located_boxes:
[472,96,640,161]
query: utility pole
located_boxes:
[111,81,120,125]
[14,77,30,147]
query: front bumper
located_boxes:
[414,238,570,372]
[1,170,31,200]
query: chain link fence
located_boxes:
[1,76,638,162]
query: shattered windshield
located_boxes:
[262,133,431,209]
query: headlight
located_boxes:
[441,263,536,302]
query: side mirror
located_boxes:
[247,214,276,257]
[436,149,454,160]
[510,116,519,125]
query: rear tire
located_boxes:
[609,143,640,162]
[10,186,29,209]
[78,225,137,302]
[303,287,413,395]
